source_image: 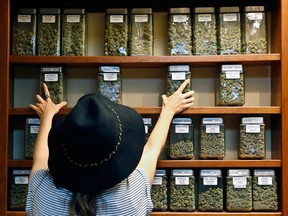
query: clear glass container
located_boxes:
[169,118,194,159]
[218,7,241,55]
[168,8,192,55]
[242,6,267,54]
[226,169,252,211]
[198,169,223,211]
[143,117,153,143]
[12,8,37,56]
[130,8,153,56]
[37,8,61,56]
[200,117,225,159]
[216,64,245,106]
[193,7,217,55]
[240,117,265,159]
[98,66,122,104]
[151,169,168,211]
[170,169,195,211]
[104,8,128,56]
[24,118,40,159]
[167,65,191,96]
[62,8,87,56]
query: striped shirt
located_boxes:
[26,169,153,216]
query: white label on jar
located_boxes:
[172,72,186,80]
[30,125,39,134]
[67,15,80,23]
[42,15,56,23]
[175,176,190,185]
[258,176,272,185]
[198,14,212,22]
[246,125,260,133]
[206,125,220,133]
[173,15,187,23]
[110,15,124,23]
[152,176,163,185]
[135,15,148,22]
[233,177,247,188]
[104,73,117,81]
[15,176,29,184]
[18,15,31,23]
[44,74,58,82]
[247,13,263,20]
[145,125,148,134]
[223,13,237,21]
[225,71,240,79]
[175,125,189,133]
[203,177,218,185]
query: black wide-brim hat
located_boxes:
[48,93,145,194]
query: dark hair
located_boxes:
[69,193,97,216]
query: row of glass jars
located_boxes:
[151,168,278,212]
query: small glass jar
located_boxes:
[98,66,122,104]
[24,118,40,159]
[218,7,241,55]
[169,118,194,159]
[216,64,245,106]
[168,8,192,55]
[9,169,30,210]
[104,8,128,56]
[40,66,65,104]
[253,169,278,211]
[37,8,61,56]
[62,9,87,56]
[242,6,267,54]
[226,169,252,211]
[12,8,37,56]
[193,7,217,55]
[239,117,266,159]
[151,169,168,211]
[170,169,195,211]
[167,65,191,96]
[200,117,225,159]
[143,117,153,143]
[130,8,153,56]
[198,169,223,211]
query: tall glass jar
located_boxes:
[130,8,153,56]
[151,169,168,211]
[143,117,153,143]
[24,118,40,159]
[168,8,192,55]
[12,8,37,56]
[167,65,191,96]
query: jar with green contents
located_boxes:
[62,8,87,56]
[200,117,225,159]
[98,66,122,104]
[168,8,192,55]
[169,117,194,159]
[193,7,217,55]
[242,6,267,54]
[239,117,265,159]
[12,8,37,56]
[24,118,40,159]
[226,169,252,211]
[151,169,168,211]
[170,169,195,211]
[167,65,191,96]
[198,169,223,211]
[253,169,278,211]
[130,8,153,56]
[104,8,128,56]
[143,117,153,143]
[37,8,61,56]
[218,7,241,55]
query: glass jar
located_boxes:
[104,8,128,56]
[193,7,217,55]
[170,169,195,211]
[168,8,192,55]
[218,7,241,55]
[12,8,37,56]
[200,117,225,159]
[151,169,168,211]
[167,65,191,96]
[239,117,265,159]
[40,66,65,104]
[198,169,223,211]
[62,9,87,56]
[24,118,40,159]
[130,8,153,56]
[226,169,252,211]
[216,64,245,106]
[253,169,278,211]
[242,6,267,54]
[98,66,122,104]
[37,8,61,56]
[169,118,194,159]
[143,117,153,143]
